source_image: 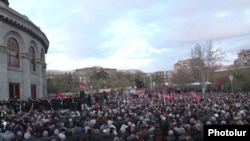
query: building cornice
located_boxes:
[0,5,49,53]
[0,45,8,53]
[21,52,31,60]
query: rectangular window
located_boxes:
[31,84,37,100]
[9,83,20,99]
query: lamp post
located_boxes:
[229,75,233,93]
[164,82,168,105]
[149,74,152,91]
[90,85,93,96]
[153,82,156,92]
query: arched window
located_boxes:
[7,37,20,67]
[29,46,36,72]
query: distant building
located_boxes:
[234,49,250,66]
[174,58,200,71]
[46,70,74,80]
[153,71,172,83]
[0,2,49,100]
[75,66,117,82]
[117,69,142,74]
[150,71,173,90]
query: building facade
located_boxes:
[75,66,117,82]
[174,58,200,71]
[0,2,49,100]
[234,49,250,67]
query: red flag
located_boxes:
[79,82,89,89]
[163,91,170,101]
[57,93,70,98]
[193,91,200,102]
[127,94,134,99]
[173,92,177,100]
[136,89,145,98]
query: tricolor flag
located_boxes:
[79,82,89,89]
[136,89,145,98]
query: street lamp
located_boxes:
[164,82,168,104]
[149,74,152,91]
[229,75,233,93]
[153,82,156,92]
[147,74,152,91]
[165,82,168,92]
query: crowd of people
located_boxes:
[0,91,249,141]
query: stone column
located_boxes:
[42,63,47,97]
[21,52,31,100]
[0,45,9,100]
[36,58,44,98]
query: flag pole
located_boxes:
[163,91,166,105]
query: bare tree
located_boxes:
[191,40,224,94]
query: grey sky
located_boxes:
[9,0,250,72]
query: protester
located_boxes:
[0,91,249,141]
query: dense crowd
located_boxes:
[0,91,249,141]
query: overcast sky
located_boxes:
[8,0,250,73]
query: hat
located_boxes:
[107,120,113,125]
[128,121,131,125]
[43,131,48,137]
[184,124,190,128]
[103,129,109,133]
[24,132,31,139]
[54,128,59,135]
[173,127,180,133]
[221,121,227,125]
[94,129,99,134]
[120,124,128,132]
[179,128,185,134]
[210,116,216,121]
[110,125,116,129]
[127,134,136,141]
[60,127,67,132]
[161,116,166,121]
[58,133,66,140]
